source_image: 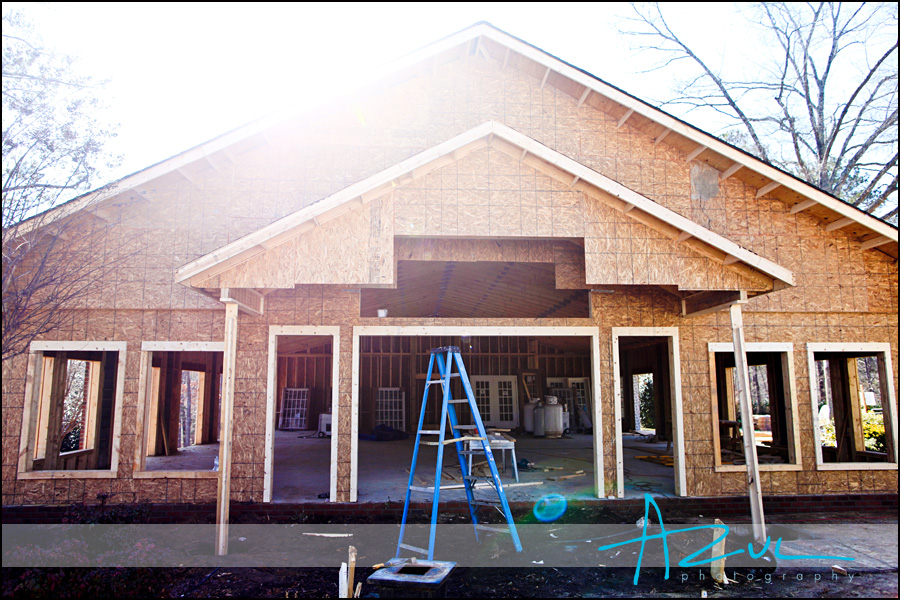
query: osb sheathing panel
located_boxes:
[393,145,584,238]
[208,195,394,289]
[583,199,769,291]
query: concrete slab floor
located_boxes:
[270,430,677,504]
[144,442,219,471]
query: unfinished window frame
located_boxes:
[263,326,341,503]
[133,341,225,480]
[707,342,802,473]
[351,325,604,502]
[612,328,686,498]
[18,341,126,480]
[807,343,898,471]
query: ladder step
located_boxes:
[418,429,442,435]
[454,425,478,430]
[475,524,510,534]
[427,374,460,384]
[398,543,429,555]
[449,399,469,404]
[422,436,484,446]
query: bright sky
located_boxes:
[1,2,785,186]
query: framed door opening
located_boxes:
[264,327,340,502]
[612,328,686,498]
[351,326,604,503]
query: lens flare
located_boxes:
[533,493,567,522]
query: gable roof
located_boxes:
[174,121,795,290]
[26,22,897,257]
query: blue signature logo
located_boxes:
[598,494,855,585]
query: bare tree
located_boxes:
[3,11,134,363]
[620,2,898,222]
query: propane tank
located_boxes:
[524,399,538,433]
[544,396,564,438]
[533,401,545,437]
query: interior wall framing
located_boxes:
[264,326,341,502]
[806,342,898,470]
[351,325,604,502]
[611,327,686,498]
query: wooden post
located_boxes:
[729,303,766,543]
[43,353,68,471]
[845,358,865,453]
[216,301,239,556]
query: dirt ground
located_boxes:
[3,504,897,598]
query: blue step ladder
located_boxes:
[396,346,523,560]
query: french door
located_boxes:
[469,376,518,428]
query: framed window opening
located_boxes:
[807,343,898,470]
[18,341,126,479]
[708,342,801,472]
[133,341,224,478]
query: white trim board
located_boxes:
[805,342,898,470]
[611,327,686,498]
[141,341,225,352]
[263,326,341,503]
[352,325,606,500]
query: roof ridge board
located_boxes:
[476,25,897,236]
[176,120,794,288]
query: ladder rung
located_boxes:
[418,429,441,435]
[454,425,478,430]
[422,435,484,446]
[398,543,429,555]
[449,399,469,403]
[427,374,460,384]
[475,524,510,533]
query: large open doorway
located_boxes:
[350,326,603,503]
[612,328,685,498]
[263,327,339,502]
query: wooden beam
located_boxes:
[221,287,265,316]
[519,148,528,161]
[43,353,68,471]
[203,153,222,171]
[676,231,693,243]
[719,163,742,180]
[215,301,239,556]
[755,180,781,198]
[540,66,551,89]
[616,109,634,129]
[685,145,707,162]
[622,202,636,214]
[729,303,766,544]
[723,254,740,266]
[860,235,892,250]
[569,175,580,189]
[577,87,591,108]
[826,217,855,232]
[682,290,747,318]
[653,128,671,146]
[790,199,817,214]
[177,167,201,188]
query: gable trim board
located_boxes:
[174,121,795,293]
[20,23,896,256]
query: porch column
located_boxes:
[215,301,239,556]
[729,303,766,543]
